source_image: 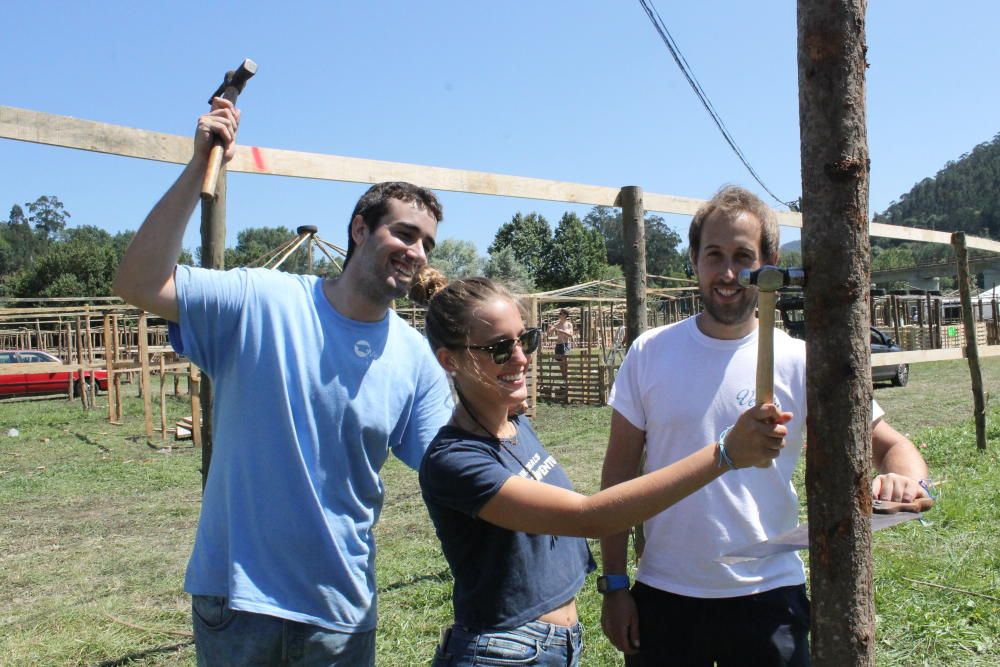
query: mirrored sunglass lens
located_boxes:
[522,330,541,354]
[492,340,516,364]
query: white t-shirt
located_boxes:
[610,316,882,598]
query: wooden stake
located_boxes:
[190,365,202,448]
[159,355,167,441]
[74,316,89,410]
[952,232,987,450]
[138,313,153,438]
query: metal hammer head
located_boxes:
[208,58,258,103]
[737,266,805,292]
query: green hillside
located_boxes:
[874,133,1000,239]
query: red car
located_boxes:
[0,349,109,397]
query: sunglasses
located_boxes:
[463,328,542,364]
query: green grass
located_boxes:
[1,360,999,665]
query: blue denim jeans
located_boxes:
[433,620,584,666]
[191,595,375,667]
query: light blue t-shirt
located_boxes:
[169,265,453,632]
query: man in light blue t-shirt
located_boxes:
[113,97,453,666]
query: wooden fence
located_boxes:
[536,351,610,406]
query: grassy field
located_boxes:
[1,359,998,666]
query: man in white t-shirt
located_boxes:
[598,185,930,666]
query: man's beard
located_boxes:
[701,286,759,326]
[356,262,411,306]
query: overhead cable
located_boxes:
[637,0,798,209]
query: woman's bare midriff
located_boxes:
[536,598,578,626]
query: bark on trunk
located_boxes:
[797,1,875,665]
[198,168,226,488]
[619,186,647,348]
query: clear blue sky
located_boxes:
[3,1,998,260]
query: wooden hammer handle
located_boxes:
[756,290,777,406]
[201,142,226,200]
[200,59,257,201]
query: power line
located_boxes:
[637,0,798,209]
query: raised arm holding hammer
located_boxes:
[112,97,241,322]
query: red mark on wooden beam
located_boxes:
[251,146,267,171]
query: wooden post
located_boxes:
[84,308,96,397]
[159,355,168,441]
[889,294,899,344]
[103,314,115,422]
[74,317,89,410]
[597,302,606,352]
[64,324,74,400]
[190,365,203,448]
[952,232,987,450]
[527,296,539,415]
[798,1,875,664]
[586,304,593,352]
[199,169,226,488]
[138,313,153,438]
[924,293,932,348]
[619,186,647,348]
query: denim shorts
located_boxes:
[433,619,583,666]
[191,594,375,667]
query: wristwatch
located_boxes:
[596,574,631,594]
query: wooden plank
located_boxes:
[0,105,193,164]
[8,104,1000,253]
[872,349,963,365]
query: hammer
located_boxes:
[738,265,806,406]
[200,58,258,201]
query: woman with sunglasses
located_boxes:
[411,271,790,667]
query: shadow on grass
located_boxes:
[95,640,192,666]
[378,569,451,594]
[74,432,110,452]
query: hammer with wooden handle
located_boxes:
[200,58,258,201]
[738,266,805,406]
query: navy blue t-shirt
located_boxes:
[419,415,595,631]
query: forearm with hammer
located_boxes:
[200,58,257,201]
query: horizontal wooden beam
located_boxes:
[0,362,107,374]
[4,104,999,251]
[872,344,1000,366]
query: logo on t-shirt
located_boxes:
[518,452,559,480]
[354,340,372,358]
[736,387,782,411]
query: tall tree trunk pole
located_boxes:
[198,169,226,488]
[797,2,875,665]
[619,186,647,348]
[951,232,987,450]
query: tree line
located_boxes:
[0,197,335,300]
[0,197,688,300]
[432,207,687,292]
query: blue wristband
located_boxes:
[717,425,737,471]
[597,574,631,594]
